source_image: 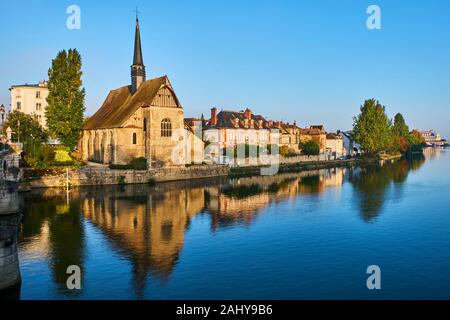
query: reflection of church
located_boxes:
[80,184,206,296]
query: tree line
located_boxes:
[3,49,85,167]
[353,99,425,155]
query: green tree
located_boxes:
[300,140,320,156]
[3,110,48,153]
[392,113,410,138]
[353,99,392,154]
[408,130,426,152]
[46,49,86,150]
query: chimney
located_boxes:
[211,107,218,126]
[244,108,252,120]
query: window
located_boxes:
[36,103,42,111]
[161,118,172,137]
[143,118,147,132]
[16,102,21,110]
[36,91,41,99]
[132,132,137,145]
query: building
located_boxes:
[326,133,345,159]
[79,16,190,167]
[338,130,361,156]
[9,81,48,128]
[299,125,327,154]
[203,107,275,162]
[272,121,301,153]
[418,130,443,145]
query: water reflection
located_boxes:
[16,150,438,298]
[350,156,425,222]
[19,189,85,297]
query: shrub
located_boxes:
[36,145,56,162]
[148,178,156,187]
[300,140,320,156]
[280,146,290,157]
[130,157,147,170]
[118,176,126,185]
[55,147,73,162]
[110,157,147,170]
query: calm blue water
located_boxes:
[10,148,450,299]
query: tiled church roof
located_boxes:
[83,76,177,130]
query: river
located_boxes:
[5,147,450,299]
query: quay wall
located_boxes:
[19,165,230,190]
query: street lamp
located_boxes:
[0,105,5,152]
[0,104,5,127]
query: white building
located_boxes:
[326,133,346,159]
[338,130,361,156]
[9,81,49,129]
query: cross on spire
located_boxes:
[133,7,140,20]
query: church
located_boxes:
[79,16,187,167]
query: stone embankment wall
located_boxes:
[19,165,230,190]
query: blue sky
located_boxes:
[1,0,449,137]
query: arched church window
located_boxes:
[132,132,137,144]
[143,118,147,132]
[161,118,172,137]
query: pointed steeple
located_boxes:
[131,13,146,93]
[133,15,144,66]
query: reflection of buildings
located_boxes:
[80,184,206,296]
[17,167,349,297]
[423,146,441,160]
[208,168,346,230]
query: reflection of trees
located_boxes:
[298,175,322,194]
[351,158,425,222]
[19,191,85,297]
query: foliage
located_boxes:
[222,184,263,199]
[117,176,126,185]
[148,178,156,187]
[300,140,320,156]
[279,145,290,157]
[409,130,426,152]
[55,146,73,162]
[353,99,392,154]
[110,157,147,170]
[391,113,412,153]
[3,111,48,153]
[24,144,54,168]
[392,113,410,138]
[46,49,86,150]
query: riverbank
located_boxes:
[16,158,376,191]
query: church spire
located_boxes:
[131,12,146,93]
[133,15,144,66]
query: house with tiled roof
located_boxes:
[79,17,190,167]
[299,125,327,153]
[202,107,304,161]
[326,132,345,159]
[203,107,273,160]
